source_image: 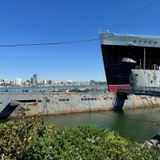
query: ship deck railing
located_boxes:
[118,89,160,97]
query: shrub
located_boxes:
[0,117,54,159]
[0,118,159,160]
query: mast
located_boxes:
[143,48,146,69]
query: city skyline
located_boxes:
[0,74,103,82]
[0,73,106,87]
[0,73,106,82]
[0,0,160,80]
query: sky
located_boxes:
[0,0,160,81]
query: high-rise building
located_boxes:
[31,74,38,85]
[33,74,38,83]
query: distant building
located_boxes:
[0,79,5,85]
[31,77,34,84]
[24,80,31,86]
[14,77,22,86]
[43,80,47,85]
[31,74,38,85]
[47,80,53,85]
[33,74,38,83]
[43,80,53,86]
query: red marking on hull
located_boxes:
[108,84,130,92]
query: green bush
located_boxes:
[0,117,54,160]
[0,118,159,160]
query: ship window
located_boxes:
[150,80,153,83]
[59,99,70,101]
[154,41,157,44]
[38,100,42,103]
[46,99,50,102]
[104,98,107,100]
[149,40,152,43]
[144,40,146,43]
[135,74,138,76]
[16,99,36,103]
[139,40,142,43]
[81,98,97,101]
[133,40,136,43]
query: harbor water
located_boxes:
[43,107,160,143]
[0,85,107,92]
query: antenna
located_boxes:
[143,48,146,69]
[140,59,142,69]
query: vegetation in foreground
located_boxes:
[0,117,159,160]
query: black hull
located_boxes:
[101,44,160,91]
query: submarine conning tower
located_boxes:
[99,31,160,92]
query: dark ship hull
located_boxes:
[100,32,160,92]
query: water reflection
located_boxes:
[43,108,160,142]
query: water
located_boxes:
[42,108,160,143]
[0,85,107,92]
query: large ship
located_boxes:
[100,31,160,92]
[1,31,160,119]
